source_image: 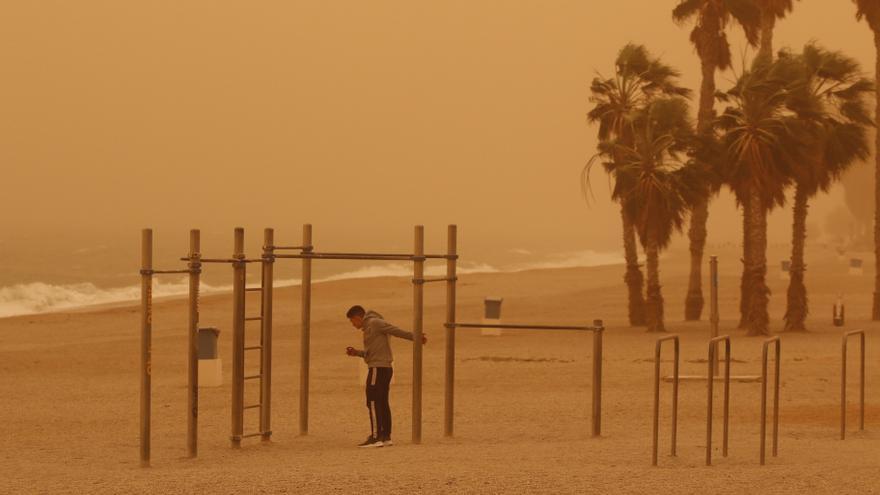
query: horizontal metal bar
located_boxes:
[245,317,262,321]
[244,374,262,380]
[447,322,601,332]
[272,253,416,261]
[232,432,269,441]
[414,276,457,284]
[244,346,262,351]
[271,245,307,250]
[141,269,192,275]
[245,287,262,292]
[244,404,262,410]
[181,257,264,263]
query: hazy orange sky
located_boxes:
[0,1,872,284]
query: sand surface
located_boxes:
[0,245,878,494]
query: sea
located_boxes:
[0,248,623,319]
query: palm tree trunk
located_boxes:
[758,5,775,62]
[784,183,809,331]
[873,32,880,320]
[645,238,665,333]
[746,187,770,336]
[622,205,647,326]
[684,59,717,321]
[738,193,752,329]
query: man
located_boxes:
[344,305,427,448]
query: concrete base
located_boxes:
[849,267,864,276]
[198,358,222,387]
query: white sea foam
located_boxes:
[0,251,619,319]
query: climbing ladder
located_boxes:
[231,228,274,447]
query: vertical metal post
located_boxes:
[412,225,425,444]
[652,335,679,466]
[841,333,847,440]
[841,330,866,439]
[260,228,274,441]
[760,336,781,465]
[231,228,245,448]
[444,224,457,438]
[591,319,604,437]
[140,229,153,467]
[773,339,780,457]
[300,224,312,436]
[710,256,719,376]
[186,229,201,458]
[706,342,715,466]
[706,335,731,466]
[859,332,865,432]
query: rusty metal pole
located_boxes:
[710,256,720,376]
[260,228,274,441]
[591,319,604,437]
[706,342,715,466]
[231,228,245,448]
[300,224,312,435]
[444,224,457,438]
[652,335,680,466]
[186,229,201,458]
[140,229,153,467]
[412,225,425,444]
[760,336,781,465]
[859,332,865,432]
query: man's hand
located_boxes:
[345,346,359,357]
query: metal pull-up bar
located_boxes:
[442,318,605,438]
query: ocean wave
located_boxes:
[0,250,619,318]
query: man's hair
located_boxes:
[346,305,366,318]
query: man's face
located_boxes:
[349,315,364,330]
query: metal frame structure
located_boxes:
[706,335,731,466]
[652,335,679,466]
[139,224,454,465]
[841,329,866,440]
[760,336,781,465]
[442,319,605,437]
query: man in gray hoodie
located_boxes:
[345,305,427,448]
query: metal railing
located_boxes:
[652,335,679,466]
[444,320,604,437]
[706,335,731,466]
[841,329,866,440]
[760,337,780,465]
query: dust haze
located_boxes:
[0,1,871,284]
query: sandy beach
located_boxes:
[0,245,877,494]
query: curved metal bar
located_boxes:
[841,329,866,440]
[761,336,781,465]
[652,335,679,466]
[706,335,731,466]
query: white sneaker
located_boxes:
[357,436,384,448]
[382,439,394,447]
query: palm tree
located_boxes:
[756,0,796,61]
[603,98,703,332]
[853,0,880,320]
[779,43,874,331]
[715,60,810,336]
[672,0,761,321]
[735,0,797,328]
[586,44,691,327]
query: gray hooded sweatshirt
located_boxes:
[355,310,414,368]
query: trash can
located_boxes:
[482,297,503,336]
[198,327,222,387]
[849,258,863,276]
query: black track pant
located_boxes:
[366,367,393,440]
